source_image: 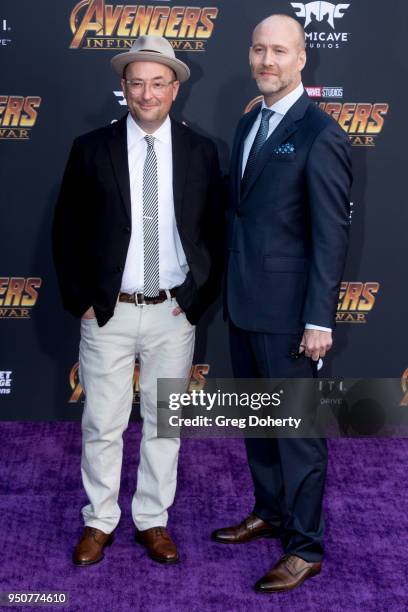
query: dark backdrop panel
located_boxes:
[1,0,407,418]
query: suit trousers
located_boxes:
[229,320,327,562]
[78,297,195,533]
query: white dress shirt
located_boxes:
[242,83,331,333]
[120,114,188,293]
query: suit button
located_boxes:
[116,265,123,272]
[236,209,242,217]
[124,226,131,233]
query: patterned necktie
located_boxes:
[241,108,274,190]
[142,135,160,297]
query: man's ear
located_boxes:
[172,80,180,102]
[120,78,128,103]
[298,49,307,72]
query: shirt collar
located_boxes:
[126,113,171,146]
[261,82,304,116]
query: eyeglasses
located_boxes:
[124,78,177,94]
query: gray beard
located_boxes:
[257,75,293,95]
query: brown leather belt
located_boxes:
[118,287,178,306]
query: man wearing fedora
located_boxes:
[52,36,222,565]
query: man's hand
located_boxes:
[82,306,96,320]
[299,329,333,361]
[172,305,183,316]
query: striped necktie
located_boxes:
[142,135,160,297]
[241,108,274,190]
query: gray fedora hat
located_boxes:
[111,35,190,82]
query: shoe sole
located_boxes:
[146,552,180,565]
[211,532,279,544]
[72,534,114,566]
[255,567,321,593]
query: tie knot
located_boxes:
[145,135,155,148]
[261,108,274,122]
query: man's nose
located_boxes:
[262,48,275,66]
[141,84,154,100]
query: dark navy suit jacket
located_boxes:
[226,91,352,334]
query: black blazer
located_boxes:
[52,114,223,326]
[226,92,352,333]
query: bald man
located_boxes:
[213,15,352,592]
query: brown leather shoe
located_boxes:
[72,527,114,566]
[255,554,322,593]
[135,527,179,564]
[211,513,280,544]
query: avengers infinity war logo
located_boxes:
[0,278,42,319]
[336,282,379,323]
[69,362,209,402]
[319,102,388,147]
[0,96,41,140]
[70,0,218,50]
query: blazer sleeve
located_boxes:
[302,122,352,328]
[51,138,93,318]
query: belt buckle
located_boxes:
[134,292,145,307]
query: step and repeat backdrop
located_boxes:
[1,0,407,419]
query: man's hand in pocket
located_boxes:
[172,305,184,316]
[82,306,96,320]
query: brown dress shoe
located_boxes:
[72,527,114,566]
[135,527,179,564]
[211,513,280,544]
[255,554,322,593]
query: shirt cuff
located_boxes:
[305,323,332,332]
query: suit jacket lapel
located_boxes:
[106,114,132,222]
[240,91,312,202]
[230,108,258,206]
[171,118,191,227]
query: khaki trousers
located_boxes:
[78,297,195,533]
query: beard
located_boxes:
[255,73,294,96]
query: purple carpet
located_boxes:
[0,422,407,611]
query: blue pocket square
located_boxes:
[273,143,295,155]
